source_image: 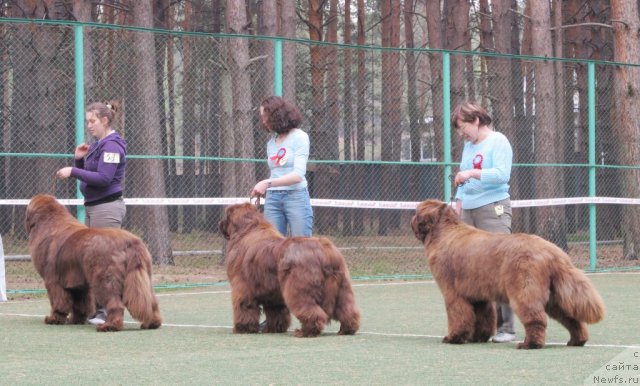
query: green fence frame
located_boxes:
[5,17,640,271]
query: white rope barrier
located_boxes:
[1,196,639,209]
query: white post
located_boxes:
[0,235,6,301]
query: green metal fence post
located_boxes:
[274,39,283,96]
[74,24,86,223]
[443,52,452,202]
[588,61,597,271]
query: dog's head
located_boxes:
[25,194,70,234]
[219,203,265,240]
[411,200,458,243]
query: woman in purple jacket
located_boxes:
[56,101,127,324]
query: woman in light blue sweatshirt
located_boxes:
[452,101,515,344]
[251,96,313,237]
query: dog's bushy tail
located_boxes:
[550,255,605,324]
[123,238,162,329]
[320,239,360,335]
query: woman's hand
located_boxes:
[56,167,72,179]
[454,170,471,186]
[74,143,90,160]
[250,179,270,197]
[454,169,480,186]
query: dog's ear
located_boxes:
[411,205,432,242]
[219,220,230,240]
[411,214,427,242]
[438,201,459,226]
[25,204,35,233]
[24,195,48,233]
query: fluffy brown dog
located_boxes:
[25,194,162,332]
[411,199,605,349]
[219,203,360,337]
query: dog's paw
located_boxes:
[337,327,357,335]
[44,314,67,325]
[442,335,465,344]
[567,338,587,347]
[517,341,543,349]
[141,320,162,330]
[293,328,320,338]
[69,315,88,325]
[96,323,122,332]
[469,333,492,343]
[234,323,259,334]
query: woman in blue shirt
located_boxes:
[251,96,313,237]
[452,101,516,344]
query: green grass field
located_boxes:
[1,273,638,385]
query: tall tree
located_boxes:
[280,0,297,102]
[322,0,340,231]
[530,0,565,247]
[445,0,470,103]
[259,0,276,97]
[478,0,493,106]
[226,0,255,196]
[342,0,355,235]
[588,1,620,241]
[255,0,277,163]
[181,2,197,233]
[405,0,420,163]
[306,0,336,233]
[490,0,515,140]
[129,0,173,264]
[489,0,523,232]
[516,1,536,233]
[405,0,427,206]
[73,0,95,98]
[379,0,402,235]
[445,0,470,163]
[205,0,225,229]
[353,0,366,235]
[611,0,640,260]
[153,0,179,231]
[7,1,75,236]
[0,7,6,233]
[508,0,531,233]
[425,0,445,173]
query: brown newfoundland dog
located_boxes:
[411,199,605,349]
[25,194,162,332]
[219,203,360,337]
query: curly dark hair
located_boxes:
[260,96,303,135]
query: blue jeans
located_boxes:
[264,188,313,236]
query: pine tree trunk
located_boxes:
[611,0,640,260]
[128,0,174,264]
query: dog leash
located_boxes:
[448,174,458,208]
[250,194,262,211]
[51,173,75,198]
[51,176,58,195]
[448,173,467,209]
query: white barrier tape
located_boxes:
[2,196,640,209]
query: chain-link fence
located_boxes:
[1,19,639,294]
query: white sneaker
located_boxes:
[491,332,516,343]
[87,310,107,325]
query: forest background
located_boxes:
[1,0,640,273]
